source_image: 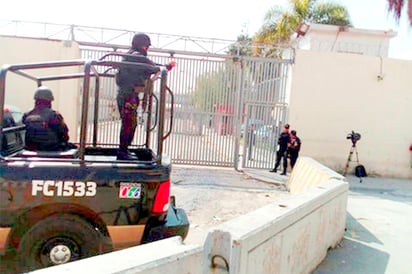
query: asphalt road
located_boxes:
[314,175,412,274]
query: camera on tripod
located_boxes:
[347,130,361,146]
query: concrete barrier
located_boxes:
[203,179,348,274]
[32,158,348,274]
[31,237,204,274]
[286,156,345,194]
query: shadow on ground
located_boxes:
[313,213,389,274]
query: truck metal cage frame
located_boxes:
[0,55,174,164]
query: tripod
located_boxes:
[343,143,360,177]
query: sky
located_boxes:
[2,0,412,60]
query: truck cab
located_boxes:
[0,56,188,272]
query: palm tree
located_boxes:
[387,0,412,25]
[227,34,253,56]
[253,0,351,56]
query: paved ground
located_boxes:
[243,168,412,274]
[314,175,412,274]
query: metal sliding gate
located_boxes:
[81,49,292,169]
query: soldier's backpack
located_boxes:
[355,164,367,178]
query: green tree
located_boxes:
[227,34,253,56]
[387,0,412,25]
[254,0,351,56]
[193,70,226,112]
[192,61,239,112]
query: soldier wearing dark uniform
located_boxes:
[115,33,159,160]
[288,130,301,169]
[270,123,290,175]
[23,86,70,151]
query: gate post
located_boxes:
[234,57,245,170]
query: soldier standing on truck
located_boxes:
[116,33,175,160]
[23,86,71,151]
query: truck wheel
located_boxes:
[17,214,103,271]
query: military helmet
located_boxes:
[131,33,151,49]
[34,86,54,101]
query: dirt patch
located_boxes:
[170,166,289,245]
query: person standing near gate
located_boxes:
[116,32,176,160]
[270,123,290,175]
[288,129,301,169]
[116,33,156,160]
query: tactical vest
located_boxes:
[24,108,61,151]
[116,51,155,90]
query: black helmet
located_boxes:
[131,33,151,50]
[34,86,54,101]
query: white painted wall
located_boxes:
[0,36,81,141]
[289,49,412,179]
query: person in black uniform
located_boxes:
[270,123,290,175]
[288,130,301,169]
[116,32,175,160]
[23,86,71,151]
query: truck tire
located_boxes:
[17,214,103,271]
